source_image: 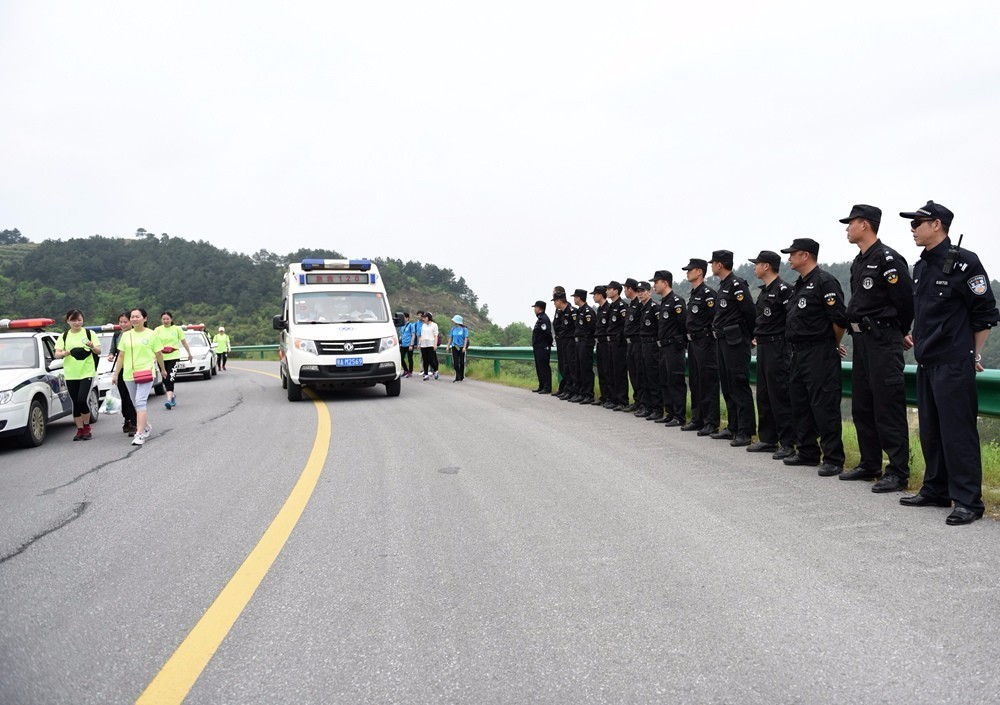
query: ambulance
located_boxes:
[273,258,404,401]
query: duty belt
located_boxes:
[849,319,897,334]
[574,336,594,343]
[686,329,713,341]
[640,337,658,344]
[604,335,621,343]
[787,339,827,352]
[756,333,785,343]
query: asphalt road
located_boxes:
[2,362,998,704]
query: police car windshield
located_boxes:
[293,292,388,324]
[185,331,210,347]
[0,338,38,369]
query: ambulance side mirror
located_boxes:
[272,315,287,331]
[392,312,405,327]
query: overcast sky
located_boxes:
[2,1,999,327]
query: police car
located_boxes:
[174,325,218,380]
[0,318,100,447]
[91,325,166,399]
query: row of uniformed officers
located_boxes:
[529,201,998,525]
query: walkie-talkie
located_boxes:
[942,233,964,274]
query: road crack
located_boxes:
[0,501,89,565]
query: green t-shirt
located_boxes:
[118,329,163,382]
[56,329,97,381]
[213,333,230,353]
[155,324,186,361]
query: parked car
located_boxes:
[0,318,100,447]
[95,331,165,399]
[175,329,218,380]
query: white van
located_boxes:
[273,258,404,401]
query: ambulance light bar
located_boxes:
[300,258,372,272]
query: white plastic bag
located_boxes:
[100,387,121,415]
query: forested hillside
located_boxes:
[0,231,530,346]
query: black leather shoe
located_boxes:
[612,404,626,412]
[872,475,908,493]
[709,428,734,440]
[531,388,543,393]
[783,454,819,467]
[839,466,882,481]
[946,506,983,525]
[730,434,752,447]
[634,407,650,417]
[680,422,701,431]
[772,446,795,460]
[645,412,664,421]
[697,425,718,437]
[590,398,605,405]
[653,415,672,423]
[818,464,843,477]
[746,442,777,453]
[568,395,583,403]
[623,403,637,413]
[557,392,571,400]
[578,396,595,404]
[899,493,951,508]
[540,389,552,394]
[603,401,617,409]
[664,418,684,427]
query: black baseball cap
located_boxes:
[533,300,547,310]
[780,238,820,256]
[899,200,954,228]
[839,204,882,225]
[635,280,651,291]
[682,258,708,272]
[748,250,781,268]
[607,280,623,292]
[590,285,607,296]
[623,278,640,290]
[651,270,673,285]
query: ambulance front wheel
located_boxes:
[287,378,303,402]
[385,378,401,397]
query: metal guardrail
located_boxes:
[231,344,1000,417]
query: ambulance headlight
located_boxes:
[0,390,12,405]
[378,336,398,353]
[293,338,318,355]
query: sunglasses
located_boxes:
[910,218,933,229]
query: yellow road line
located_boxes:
[136,370,329,704]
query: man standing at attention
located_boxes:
[653,270,687,427]
[623,278,644,412]
[899,201,998,525]
[838,204,914,493]
[591,285,612,406]
[531,301,554,394]
[571,288,597,404]
[605,280,630,410]
[780,238,848,477]
[680,258,720,436]
[636,280,663,420]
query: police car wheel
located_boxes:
[287,379,303,402]
[386,378,401,397]
[202,369,212,380]
[87,388,100,424]
[20,398,47,448]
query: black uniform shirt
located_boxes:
[913,237,999,365]
[639,299,660,338]
[753,277,792,337]
[552,306,565,337]
[607,297,628,338]
[558,305,577,340]
[846,239,915,334]
[624,296,643,337]
[575,303,596,339]
[713,272,756,334]
[784,266,848,345]
[686,282,717,334]
[594,301,610,338]
[532,312,553,348]
[657,291,687,342]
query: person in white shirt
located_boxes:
[418,313,440,380]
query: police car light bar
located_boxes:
[86,324,121,332]
[0,318,56,330]
[181,324,206,330]
[300,258,372,272]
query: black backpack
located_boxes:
[62,328,100,367]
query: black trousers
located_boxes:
[575,339,595,398]
[610,339,628,405]
[66,378,93,417]
[688,336,720,428]
[116,374,137,426]
[402,347,414,374]
[626,339,643,405]
[755,339,793,447]
[916,359,983,512]
[218,351,228,369]
[533,347,552,392]
[852,333,909,478]
[658,341,687,422]
[556,340,569,392]
[560,338,579,394]
[595,340,611,401]
[788,343,844,466]
[639,341,663,411]
[420,347,438,375]
[452,346,466,381]
[717,335,756,436]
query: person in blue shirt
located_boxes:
[399,312,417,378]
[413,310,425,377]
[448,315,470,382]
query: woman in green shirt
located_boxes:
[54,308,101,440]
[154,311,192,410]
[112,308,167,447]
[213,326,231,371]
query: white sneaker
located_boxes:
[131,434,145,446]
[143,423,152,436]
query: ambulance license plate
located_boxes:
[335,357,363,367]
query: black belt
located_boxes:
[756,333,785,343]
[686,329,713,341]
[604,335,622,343]
[574,337,594,343]
[657,336,686,347]
[640,337,658,344]
[849,319,897,334]
[787,339,828,351]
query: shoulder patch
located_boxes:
[968,275,988,295]
[884,268,898,284]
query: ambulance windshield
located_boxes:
[293,292,388,324]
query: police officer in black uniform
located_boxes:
[747,250,794,459]
[680,259,720,435]
[605,281,630,410]
[531,300,554,394]
[571,288,596,404]
[838,204,915,493]
[623,278,644,412]
[899,201,999,525]
[710,250,757,446]
[553,291,578,399]
[636,280,663,419]
[551,287,569,396]
[592,285,611,406]
[780,238,848,476]
[653,270,687,427]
